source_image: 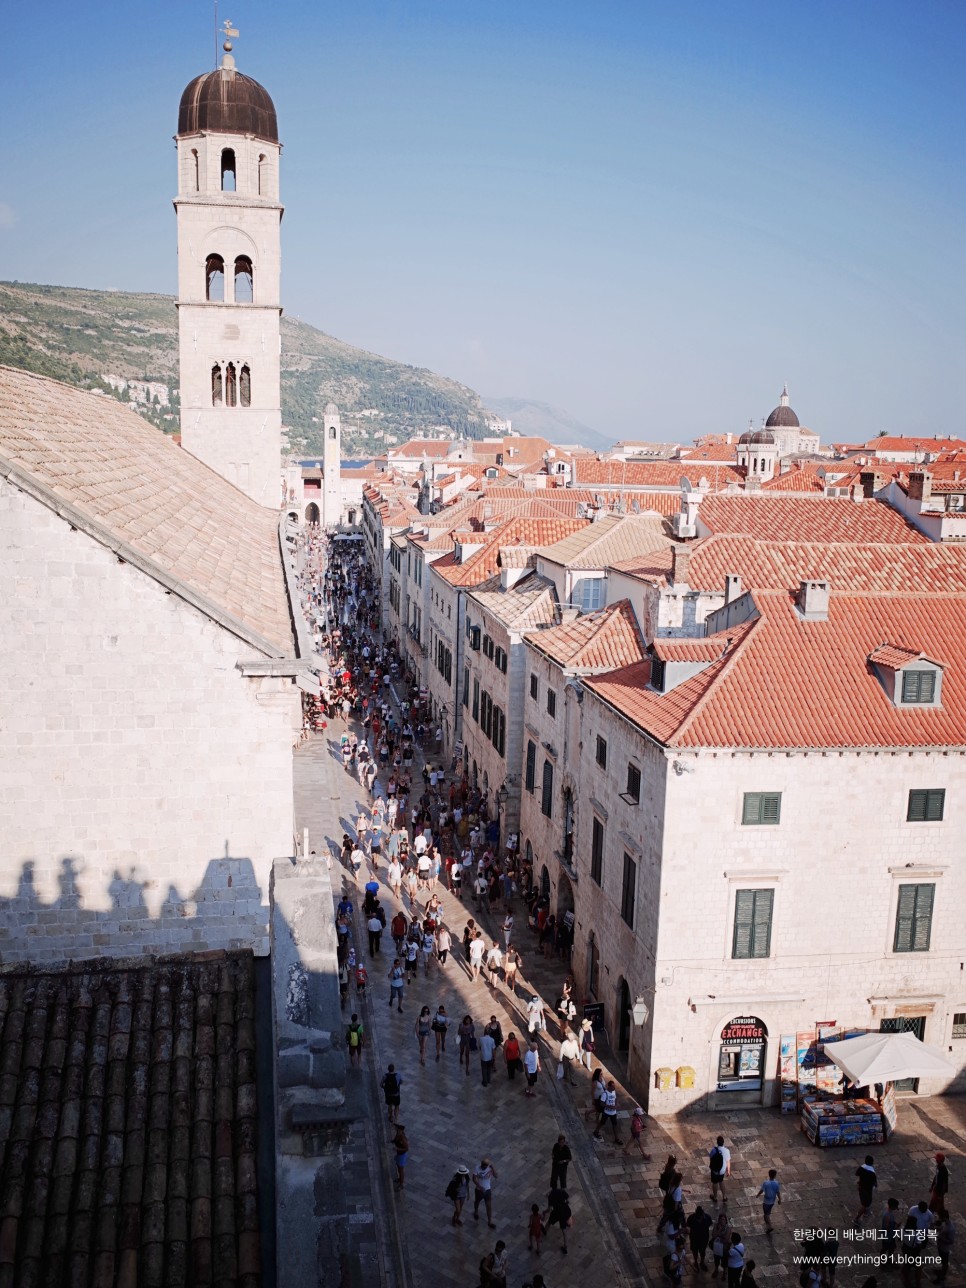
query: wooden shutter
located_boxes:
[542,760,554,817]
[894,884,920,952]
[751,889,774,956]
[526,741,536,791]
[912,884,934,951]
[761,793,781,824]
[733,889,772,958]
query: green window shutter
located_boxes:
[912,884,934,951]
[894,884,918,952]
[907,790,927,822]
[526,741,536,791]
[742,793,761,824]
[925,790,945,821]
[751,889,774,957]
[760,793,781,824]
[732,890,756,958]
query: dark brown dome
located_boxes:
[739,427,775,446]
[765,404,800,429]
[178,67,278,142]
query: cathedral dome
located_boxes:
[178,66,278,143]
[739,424,775,446]
[764,384,800,429]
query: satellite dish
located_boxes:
[680,477,693,492]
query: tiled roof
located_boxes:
[761,464,830,493]
[868,643,942,670]
[586,590,966,749]
[573,459,745,488]
[651,638,729,662]
[524,600,646,673]
[468,571,559,630]
[0,952,261,1287]
[675,443,739,464]
[432,516,588,586]
[859,436,966,453]
[0,367,293,654]
[537,512,669,567]
[698,494,929,543]
[609,534,966,595]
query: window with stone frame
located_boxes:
[732,888,774,959]
[893,883,935,953]
[541,760,554,817]
[525,741,536,792]
[591,817,604,886]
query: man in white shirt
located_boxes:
[523,1042,541,1098]
[468,934,485,982]
[558,1029,580,1086]
[527,994,546,1034]
[709,1136,732,1204]
[479,1031,496,1086]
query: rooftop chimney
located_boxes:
[724,573,742,605]
[908,470,933,502]
[797,579,830,622]
[671,543,691,587]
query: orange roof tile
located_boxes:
[574,459,744,488]
[432,516,588,587]
[699,494,929,543]
[586,591,966,749]
[868,644,942,671]
[524,600,646,672]
[859,436,966,454]
[651,638,729,662]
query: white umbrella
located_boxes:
[824,1030,955,1084]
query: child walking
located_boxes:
[528,1203,545,1254]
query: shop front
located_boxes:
[716,1015,768,1107]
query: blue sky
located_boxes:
[3,0,965,442]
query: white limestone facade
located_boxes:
[321,404,342,528]
[0,484,299,964]
[176,88,283,508]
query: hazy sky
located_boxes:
[3,1,965,442]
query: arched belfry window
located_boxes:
[239,364,251,407]
[225,362,237,408]
[205,254,225,302]
[329,426,337,440]
[234,256,253,304]
[191,148,200,192]
[258,153,267,196]
[211,364,223,406]
[221,149,236,192]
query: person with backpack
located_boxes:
[446,1165,470,1225]
[544,1184,572,1254]
[709,1136,731,1204]
[345,1013,364,1067]
[623,1105,652,1161]
[380,1064,402,1123]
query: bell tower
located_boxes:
[321,403,342,529]
[174,26,283,509]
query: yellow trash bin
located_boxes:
[676,1065,696,1089]
[655,1066,674,1091]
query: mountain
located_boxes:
[0,281,500,456]
[484,395,614,452]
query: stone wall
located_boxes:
[0,484,299,963]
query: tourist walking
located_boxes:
[469,933,486,982]
[436,924,452,965]
[855,1156,878,1225]
[726,1232,745,1288]
[756,1169,781,1233]
[544,1185,572,1254]
[486,940,503,988]
[480,1029,497,1086]
[930,1153,949,1214]
[458,1015,477,1076]
[446,1165,470,1225]
[710,1211,732,1278]
[472,1158,498,1226]
[387,958,405,1012]
[623,1105,651,1160]
[492,1240,509,1287]
[504,948,521,995]
[528,1203,545,1253]
[432,1004,449,1059]
[345,1012,364,1067]
[550,1135,572,1190]
[381,1064,402,1123]
[709,1135,731,1203]
[414,1006,432,1065]
[587,1067,606,1122]
[526,993,546,1034]
[392,1123,409,1189]
[504,1031,523,1080]
[594,1080,622,1144]
[367,909,384,956]
[687,1204,713,1270]
[558,1029,580,1086]
[579,1017,595,1070]
[524,1041,541,1097]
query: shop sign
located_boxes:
[720,1016,767,1045]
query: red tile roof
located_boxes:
[574,459,744,488]
[761,464,832,493]
[525,600,646,672]
[586,590,966,749]
[859,436,966,454]
[698,494,929,543]
[868,644,942,670]
[651,638,730,662]
[431,516,588,586]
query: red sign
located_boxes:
[720,1015,767,1044]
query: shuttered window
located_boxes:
[742,792,782,825]
[595,736,607,769]
[907,789,945,822]
[893,883,934,953]
[901,670,936,704]
[530,674,538,700]
[525,741,536,792]
[541,760,554,818]
[591,817,604,885]
[620,853,637,928]
[732,889,774,959]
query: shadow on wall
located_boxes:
[0,852,269,965]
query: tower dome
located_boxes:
[178,65,278,142]
[739,421,775,446]
[764,384,800,429]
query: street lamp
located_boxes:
[632,996,650,1027]
[497,782,508,806]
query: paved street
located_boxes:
[295,725,966,1288]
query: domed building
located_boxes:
[761,385,820,459]
[174,38,284,508]
[736,420,778,481]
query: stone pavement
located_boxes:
[295,721,966,1288]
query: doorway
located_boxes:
[716,1015,768,1106]
[304,502,320,524]
[880,1016,926,1093]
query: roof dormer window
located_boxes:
[869,645,944,709]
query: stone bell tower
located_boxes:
[174,25,283,508]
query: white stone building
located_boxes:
[0,366,314,963]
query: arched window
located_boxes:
[221,148,236,192]
[257,153,267,196]
[239,364,251,408]
[191,148,200,192]
[234,256,253,304]
[328,425,337,440]
[205,254,225,302]
[211,364,223,406]
[225,362,237,408]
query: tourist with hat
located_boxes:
[446,1165,470,1225]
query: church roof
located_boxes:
[178,65,279,142]
[0,366,293,655]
